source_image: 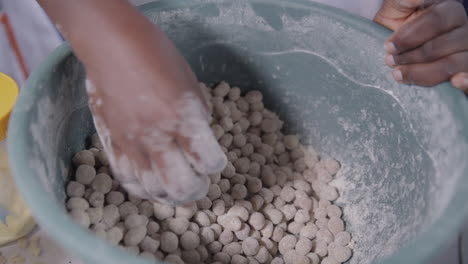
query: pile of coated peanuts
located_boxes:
[66,82,353,264]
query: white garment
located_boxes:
[0,0,63,86]
[0,0,382,86]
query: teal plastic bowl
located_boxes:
[8,1,468,263]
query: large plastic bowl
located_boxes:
[8,1,468,263]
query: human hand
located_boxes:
[374,0,468,92]
[86,24,226,205]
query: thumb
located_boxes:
[374,0,425,30]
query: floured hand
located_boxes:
[85,25,226,205]
[38,0,227,205]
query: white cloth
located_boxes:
[0,0,63,86]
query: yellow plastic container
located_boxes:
[0,73,35,245]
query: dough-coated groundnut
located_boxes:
[280,186,295,202]
[306,253,320,264]
[231,184,248,200]
[329,244,352,262]
[259,188,274,203]
[212,199,226,216]
[322,159,341,175]
[233,134,247,148]
[220,133,234,147]
[328,217,345,234]
[102,205,120,227]
[124,226,147,246]
[208,241,223,254]
[260,119,278,133]
[326,204,342,218]
[212,124,225,140]
[242,237,260,256]
[261,237,277,255]
[87,207,103,224]
[317,228,334,244]
[194,211,211,227]
[294,209,310,224]
[188,222,200,234]
[127,194,142,205]
[231,174,247,185]
[67,181,85,197]
[313,240,328,257]
[232,254,248,264]
[214,252,231,263]
[138,201,154,217]
[314,207,328,219]
[124,214,148,229]
[223,242,242,256]
[160,232,179,253]
[320,185,339,201]
[272,226,284,243]
[75,165,96,185]
[335,231,351,246]
[197,245,209,261]
[279,235,297,254]
[321,257,339,264]
[219,230,234,246]
[91,173,112,194]
[106,191,125,206]
[281,204,297,221]
[106,227,123,246]
[73,150,95,167]
[182,249,201,264]
[283,249,297,264]
[70,209,90,228]
[165,254,184,264]
[146,221,160,237]
[254,246,270,263]
[90,133,103,149]
[249,212,266,230]
[218,179,231,193]
[175,203,197,219]
[264,209,283,225]
[214,82,231,97]
[208,184,222,200]
[196,197,212,210]
[180,231,200,250]
[295,238,313,256]
[218,215,242,231]
[153,202,175,220]
[250,195,264,211]
[228,87,241,101]
[227,205,249,222]
[300,223,318,240]
[167,217,189,235]
[119,202,138,219]
[67,197,89,211]
[283,135,299,150]
[271,257,284,264]
[200,227,215,245]
[140,236,160,253]
[294,191,313,211]
[87,191,104,208]
[261,221,274,238]
[234,224,251,241]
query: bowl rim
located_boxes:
[9,1,468,264]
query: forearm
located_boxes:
[37,0,167,74]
